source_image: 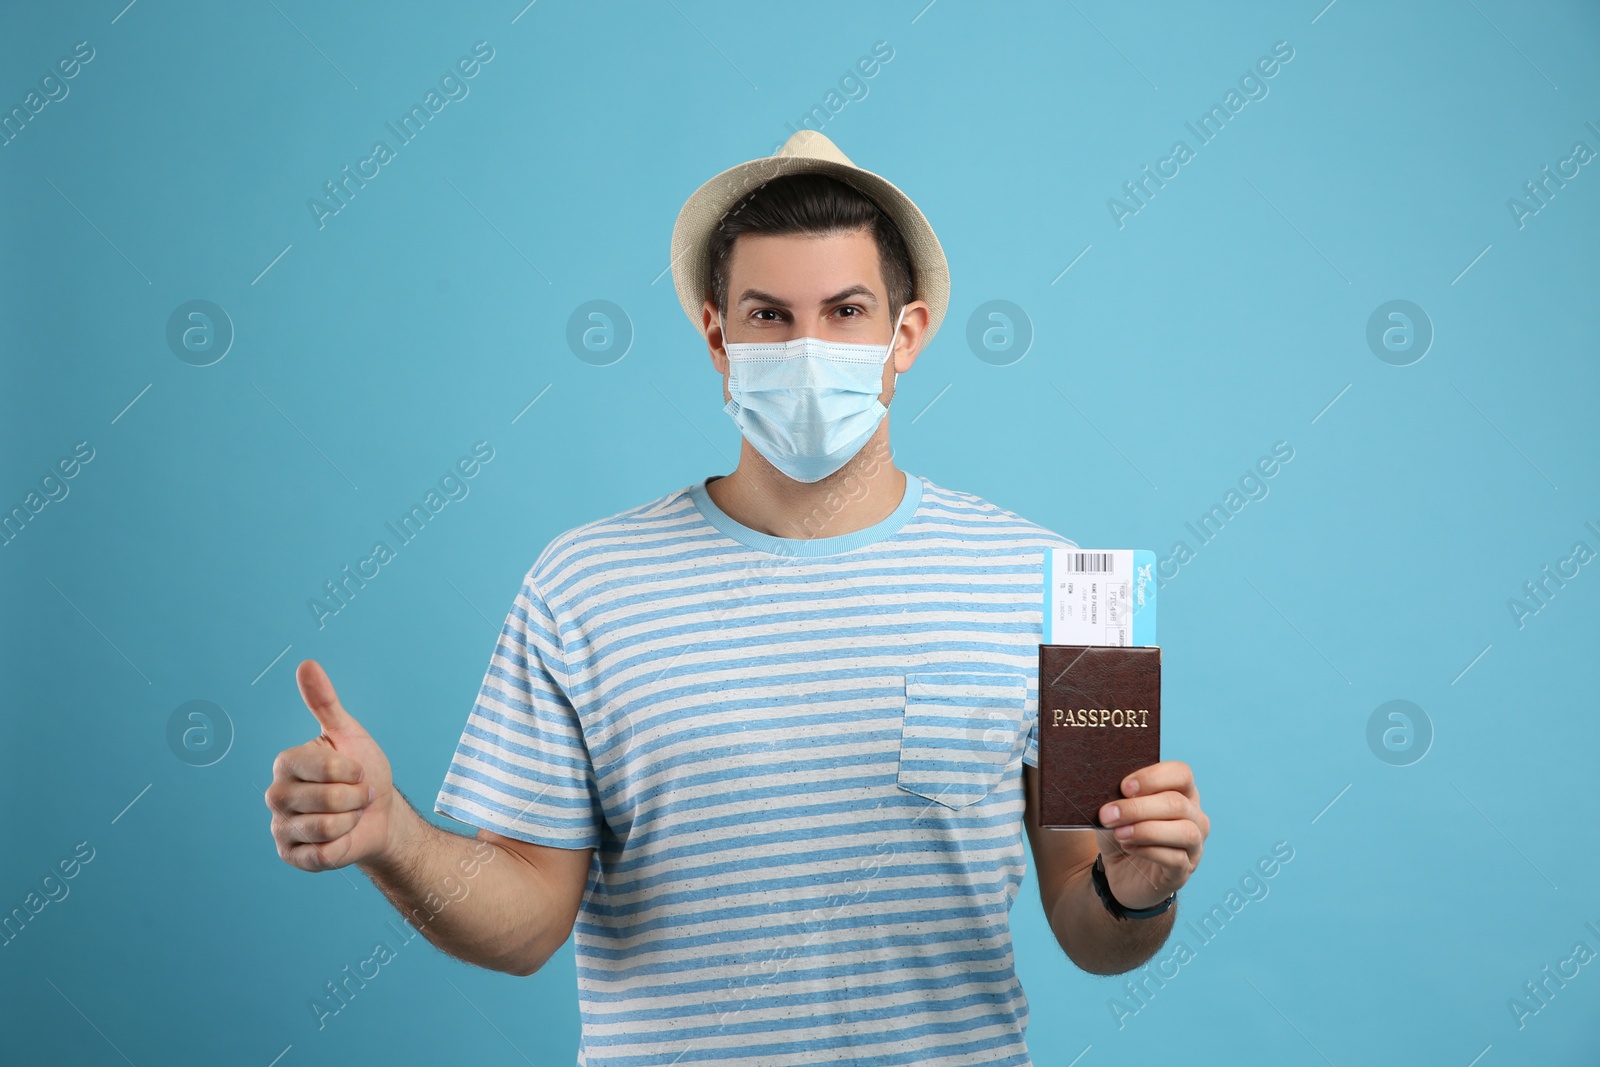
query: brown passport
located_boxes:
[1038,644,1161,828]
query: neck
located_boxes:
[707,428,905,540]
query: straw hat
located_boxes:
[669,130,950,349]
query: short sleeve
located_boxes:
[1023,713,1039,769]
[433,572,602,850]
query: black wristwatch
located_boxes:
[1091,853,1175,920]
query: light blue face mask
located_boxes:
[719,305,907,484]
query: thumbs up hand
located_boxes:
[265,660,398,872]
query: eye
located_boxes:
[752,308,784,322]
[835,305,864,319]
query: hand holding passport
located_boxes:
[1038,549,1160,829]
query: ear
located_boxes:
[893,301,931,374]
[702,299,728,374]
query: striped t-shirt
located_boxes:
[434,472,1077,1066]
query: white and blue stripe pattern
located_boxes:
[434,473,1076,1066]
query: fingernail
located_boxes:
[367,785,375,804]
[1115,825,1134,839]
[357,768,365,782]
[1103,805,1119,823]
[1124,778,1139,794]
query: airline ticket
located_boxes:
[1043,548,1158,647]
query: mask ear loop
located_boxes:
[717,310,736,406]
[718,307,734,383]
[887,304,907,392]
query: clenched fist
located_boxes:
[265,660,399,872]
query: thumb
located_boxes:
[296,659,366,742]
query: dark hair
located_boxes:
[707,172,915,323]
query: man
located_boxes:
[266,131,1209,1065]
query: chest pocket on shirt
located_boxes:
[896,671,1026,809]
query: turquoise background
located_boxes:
[3,1,1597,1063]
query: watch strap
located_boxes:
[1091,852,1175,920]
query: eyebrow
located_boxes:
[736,285,880,310]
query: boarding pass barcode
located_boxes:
[1059,551,1115,574]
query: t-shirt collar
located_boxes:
[688,472,922,556]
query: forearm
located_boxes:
[1046,860,1176,975]
[357,792,568,976]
